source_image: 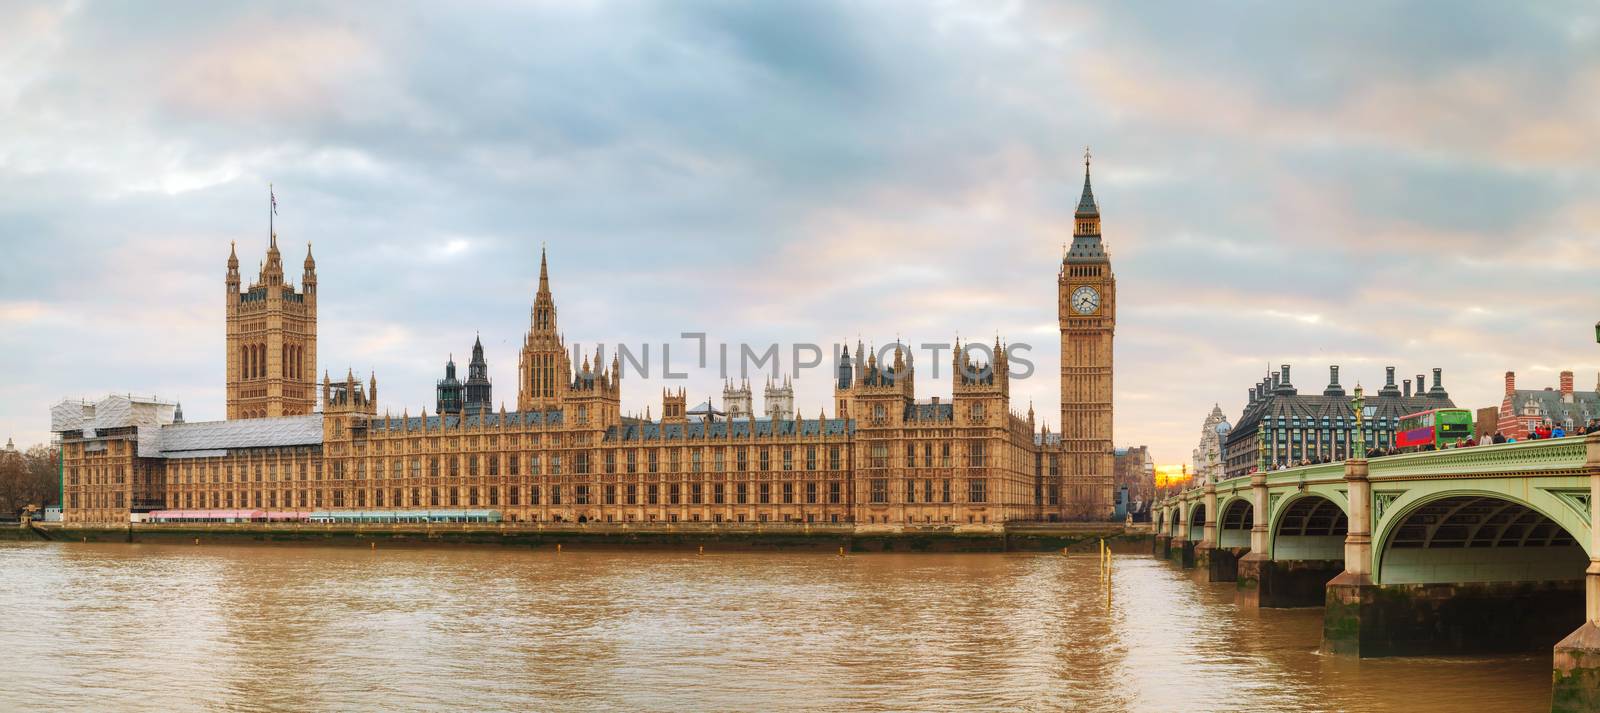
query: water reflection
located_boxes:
[0,543,1550,711]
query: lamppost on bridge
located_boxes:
[1350,384,1366,459]
[1256,422,1268,474]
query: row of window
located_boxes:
[867,478,986,504]
[867,442,986,468]
[160,445,861,485]
[169,480,853,510]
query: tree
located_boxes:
[0,444,59,516]
[24,445,60,509]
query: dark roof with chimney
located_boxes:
[1225,365,1456,452]
[1507,388,1600,427]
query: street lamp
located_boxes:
[1256,423,1268,474]
[1350,384,1366,459]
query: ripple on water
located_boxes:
[0,543,1554,712]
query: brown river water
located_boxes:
[0,541,1551,712]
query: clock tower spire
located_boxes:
[1057,147,1116,519]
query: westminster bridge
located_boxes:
[1153,432,1600,711]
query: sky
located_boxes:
[2,1,1598,464]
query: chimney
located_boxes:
[1324,365,1345,396]
[1248,386,1257,405]
[1379,366,1401,396]
[1280,364,1293,389]
[1272,372,1281,389]
[1505,371,1516,396]
[1416,373,1426,396]
[1403,379,1412,398]
[1561,371,1574,402]
[1430,367,1446,397]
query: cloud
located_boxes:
[0,1,1597,464]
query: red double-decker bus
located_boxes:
[1395,408,1474,450]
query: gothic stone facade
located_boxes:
[226,234,318,419]
[1056,158,1117,519]
[55,169,1116,525]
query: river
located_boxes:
[0,542,1551,711]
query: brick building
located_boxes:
[1497,370,1600,439]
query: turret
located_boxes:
[463,333,493,414]
[993,336,1010,395]
[724,378,754,420]
[764,375,795,421]
[836,343,853,389]
[226,241,240,291]
[662,388,688,424]
[952,337,1002,426]
[261,224,284,286]
[302,242,317,298]
[437,354,463,415]
[833,344,855,420]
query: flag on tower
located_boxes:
[271,186,278,215]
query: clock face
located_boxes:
[1071,285,1100,315]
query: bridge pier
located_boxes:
[1169,538,1195,568]
[1169,501,1195,568]
[1327,579,1583,657]
[1552,433,1600,712]
[1204,547,1242,582]
[1237,557,1341,608]
[1193,485,1224,580]
[1235,469,1272,606]
[1324,458,1375,654]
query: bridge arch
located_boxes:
[1374,489,1590,586]
[1270,492,1348,562]
[1187,501,1206,542]
[1217,496,1252,549]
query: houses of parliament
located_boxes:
[51,164,1118,526]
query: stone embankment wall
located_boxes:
[8,522,1150,553]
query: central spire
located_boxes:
[531,246,557,332]
[1075,146,1099,218]
[538,246,550,296]
[1066,147,1106,262]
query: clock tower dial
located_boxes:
[1071,285,1100,315]
[1055,148,1116,520]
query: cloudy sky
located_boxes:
[2,1,1598,463]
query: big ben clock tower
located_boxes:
[1058,149,1116,518]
